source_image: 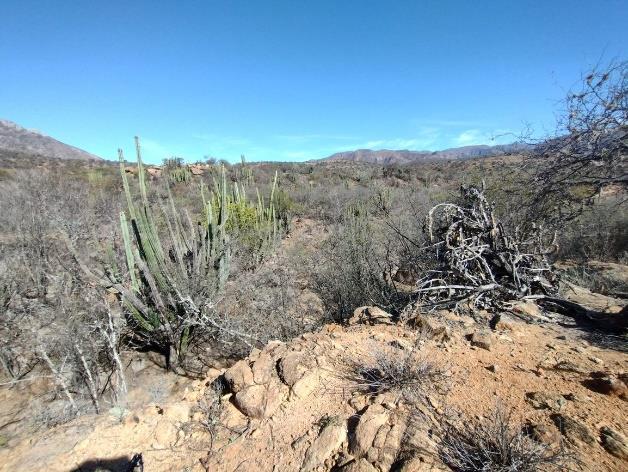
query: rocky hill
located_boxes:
[1,277,626,471]
[0,119,102,161]
[323,144,529,165]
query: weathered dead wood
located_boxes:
[406,183,560,315]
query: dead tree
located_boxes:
[406,183,559,314]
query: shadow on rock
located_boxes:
[70,452,143,472]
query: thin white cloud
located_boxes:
[454,129,515,147]
[455,129,483,146]
[274,133,357,142]
[137,138,172,162]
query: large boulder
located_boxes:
[301,418,348,471]
[232,380,287,419]
[223,360,254,393]
[350,404,390,457]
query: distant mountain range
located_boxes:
[0,118,530,165]
[321,143,529,164]
[0,119,102,161]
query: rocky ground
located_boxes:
[0,282,626,471]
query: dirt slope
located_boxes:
[1,296,626,471]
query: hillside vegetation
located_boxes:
[0,62,626,471]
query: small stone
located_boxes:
[487,364,499,373]
[600,426,628,459]
[492,314,519,332]
[509,300,544,319]
[223,360,254,393]
[552,360,587,374]
[278,352,311,386]
[526,392,567,411]
[551,414,596,445]
[349,306,394,326]
[524,422,561,446]
[470,331,492,351]
[408,316,452,342]
[588,356,604,365]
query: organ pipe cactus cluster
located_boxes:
[116,137,283,370]
[204,169,281,263]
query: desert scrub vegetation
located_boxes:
[70,139,292,372]
[313,205,398,321]
[0,59,625,432]
[343,341,448,402]
[525,60,626,225]
[0,141,300,423]
[438,407,573,472]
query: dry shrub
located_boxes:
[439,407,573,472]
[345,342,447,401]
[312,206,409,321]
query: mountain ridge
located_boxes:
[0,119,102,161]
[321,143,529,164]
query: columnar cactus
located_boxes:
[115,139,286,370]
[117,137,232,370]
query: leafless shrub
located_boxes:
[312,205,410,321]
[527,60,627,224]
[196,383,224,441]
[217,258,326,358]
[556,197,628,263]
[439,407,573,472]
[345,343,447,401]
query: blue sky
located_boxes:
[1,1,626,163]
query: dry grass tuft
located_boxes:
[439,407,574,472]
[344,342,448,401]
